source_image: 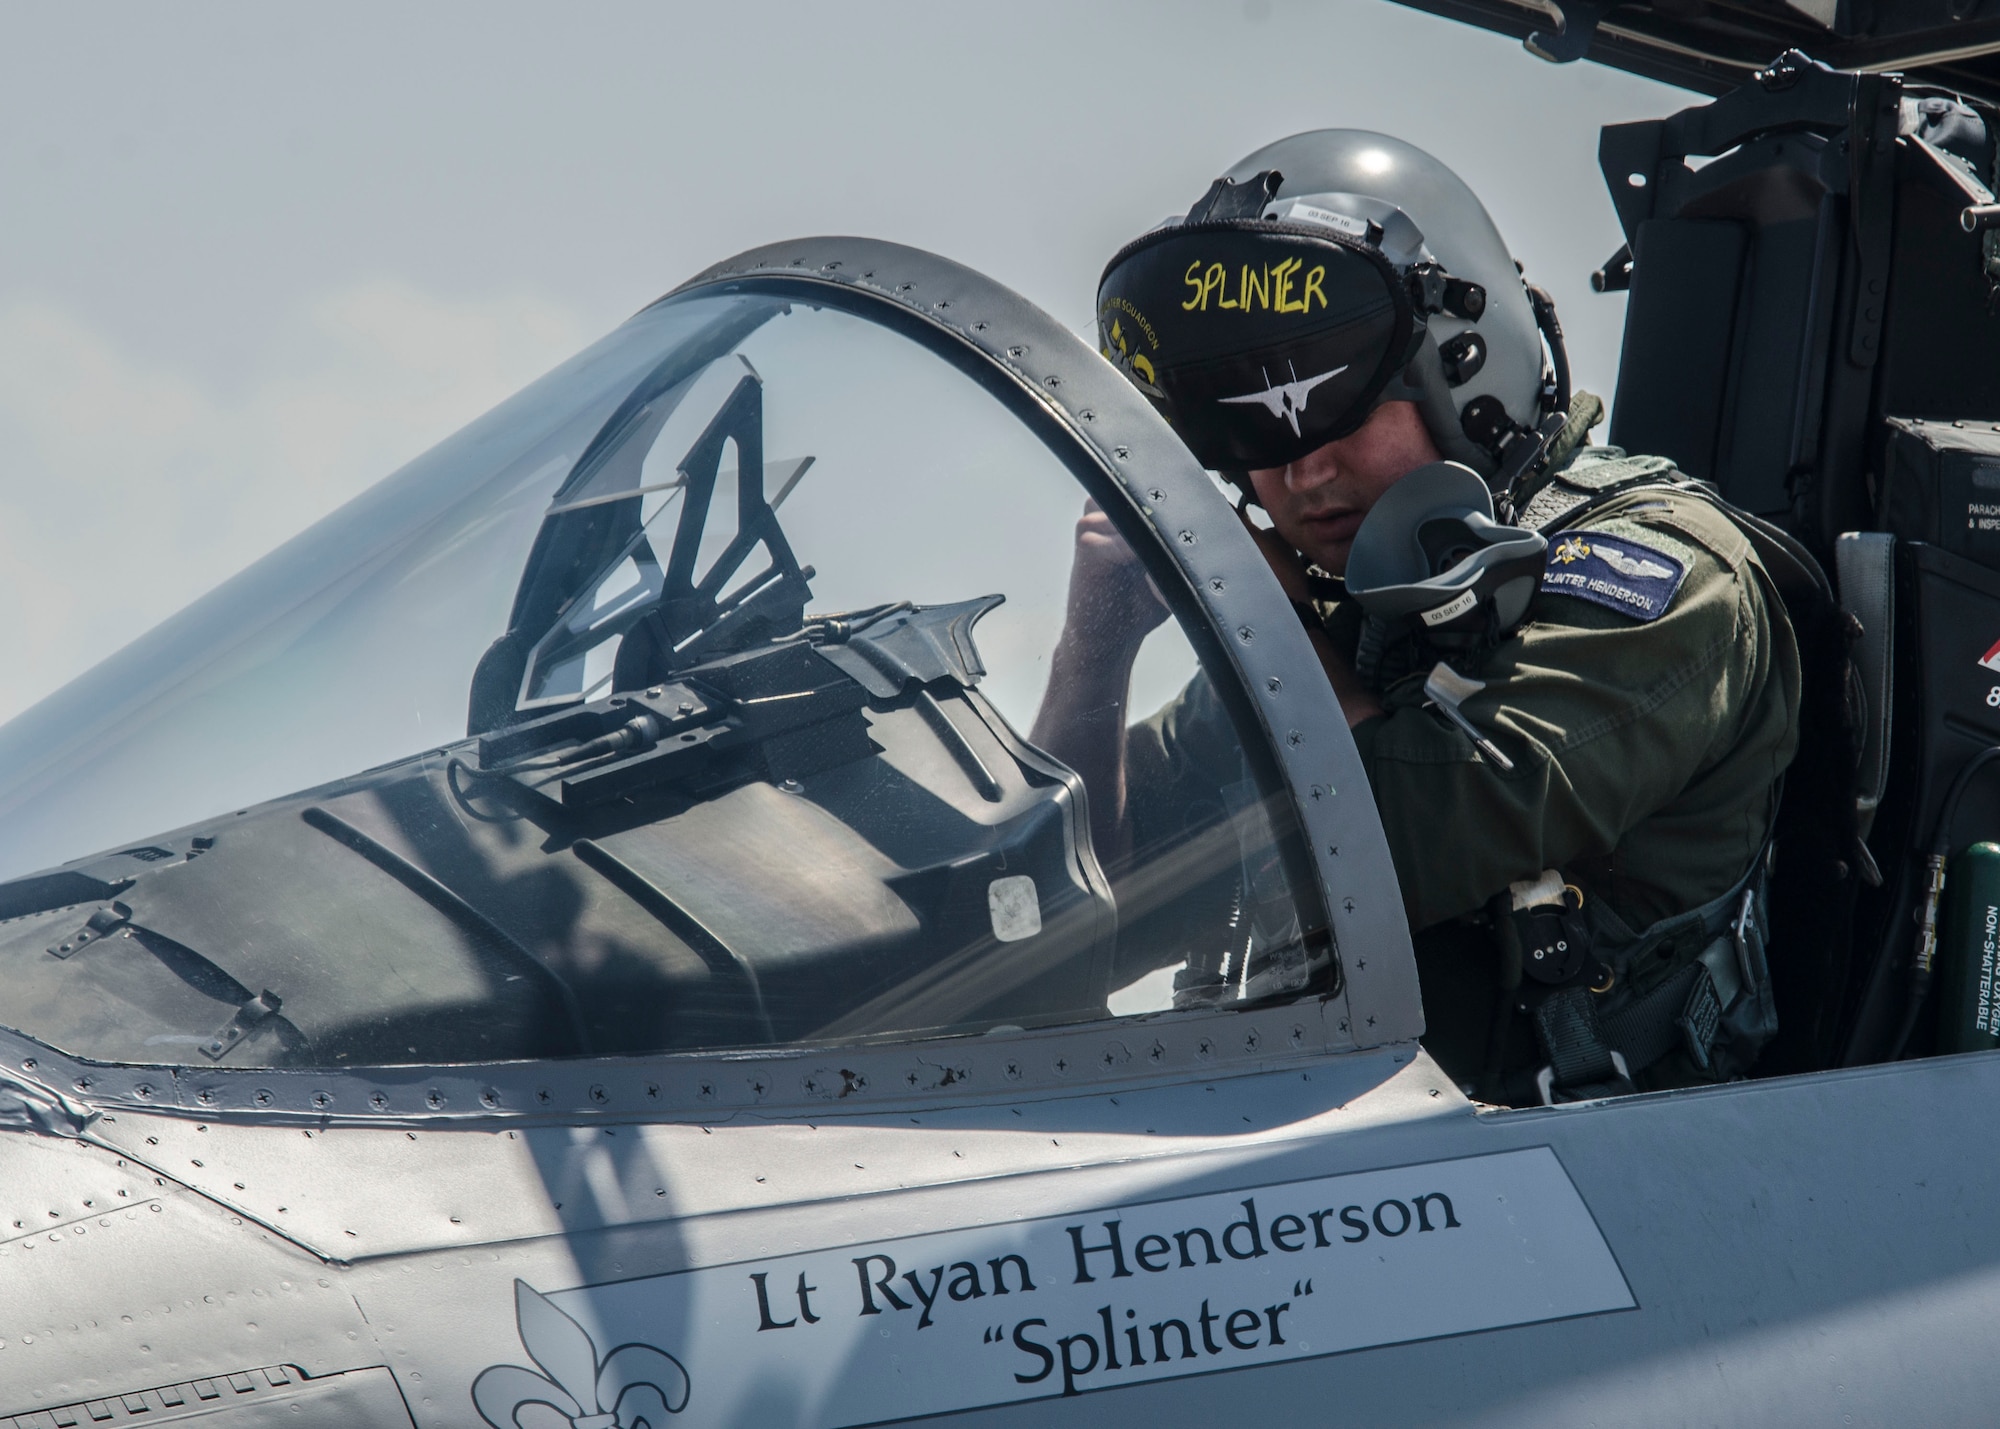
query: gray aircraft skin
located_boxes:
[4,18,2000,1425]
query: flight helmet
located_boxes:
[1098,129,1567,487]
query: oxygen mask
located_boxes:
[1342,461,1547,687]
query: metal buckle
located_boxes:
[1730,886,1757,991]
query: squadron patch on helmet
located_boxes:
[1099,296,1164,395]
[1539,531,1687,621]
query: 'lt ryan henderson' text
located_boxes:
[746,1185,1463,1396]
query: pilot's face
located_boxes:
[1245,400,1443,576]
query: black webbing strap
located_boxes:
[1527,834,1768,1103]
[1533,960,1724,1093]
[1531,987,1621,1089]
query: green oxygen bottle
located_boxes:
[1937,841,2000,1054]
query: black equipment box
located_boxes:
[1894,542,2000,843]
[1878,418,2000,572]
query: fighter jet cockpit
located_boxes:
[11,35,2000,1111]
[0,284,1328,1072]
[22,13,2000,1421]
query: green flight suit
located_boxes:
[1124,445,1803,1088]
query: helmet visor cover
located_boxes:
[1097,219,1416,471]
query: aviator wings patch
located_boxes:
[1540,531,1687,621]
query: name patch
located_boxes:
[470,1147,1632,1427]
[1540,531,1687,622]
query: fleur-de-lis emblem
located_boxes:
[1554,535,1591,565]
[473,1280,690,1429]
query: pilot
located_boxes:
[1033,130,1803,1105]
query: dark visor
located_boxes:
[1097,220,1417,471]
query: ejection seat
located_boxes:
[1595,51,2000,1070]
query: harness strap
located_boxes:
[1528,849,1768,1103]
[1534,960,1725,1090]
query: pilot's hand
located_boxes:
[1061,499,1169,655]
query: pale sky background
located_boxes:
[0,0,1691,730]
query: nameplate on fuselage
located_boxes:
[469,1145,1632,1427]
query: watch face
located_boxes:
[1098,220,1413,470]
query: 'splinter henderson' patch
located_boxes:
[1540,531,1687,622]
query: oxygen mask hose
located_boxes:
[1897,744,2000,1058]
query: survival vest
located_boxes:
[1483,450,1863,1100]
